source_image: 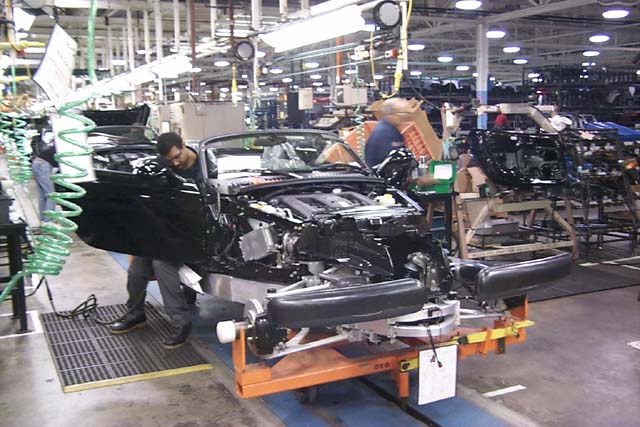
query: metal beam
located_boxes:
[483,0,597,24]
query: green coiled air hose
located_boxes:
[0,0,98,305]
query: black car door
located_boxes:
[74,169,207,263]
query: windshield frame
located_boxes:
[199,130,368,178]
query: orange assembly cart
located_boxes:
[230,299,533,403]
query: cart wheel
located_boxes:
[294,385,318,404]
[182,285,197,305]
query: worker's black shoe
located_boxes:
[162,322,192,349]
[110,312,147,335]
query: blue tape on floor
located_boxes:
[108,252,509,427]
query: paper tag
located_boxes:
[33,25,78,109]
[418,345,457,405]
[433,164,453,180]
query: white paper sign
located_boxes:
[217,155,261,172]
[33,25,78,109]
[298,88,314,110]
[433,164,453,180]
[418,345,457,405]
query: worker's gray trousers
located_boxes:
[126,256,191,327]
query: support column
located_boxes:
[143,12,151,63]
[106,20,114,75]
[126,9,135,70]
[121,27,128,70]
[154,0,163,61]
[173,0,180,53]
[210,0,217,40]
[476,22,488,129]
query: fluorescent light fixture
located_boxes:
[636,70,640,76]
[317,87,325,93]
[472,72,479,77]
[256,51,266,58]
[437,55,453,63]
[205,89,213,94]
[602,8,629,19]
[260,5,365,52]
[310,74,322,79]
[304,61,320,69]
[25,47,46,54]
[528,72,540,78]
[269,87,279,92]
[112,59,126,66]
[407,43,426,51]
[486,29,506,39]
[410,70,422,76]
[270,68,283,74]
[282,77,293,83]
[191,67,202,73]
[582,50,600,57]
[503,46,520,53]
[13,8,35,32]
[241,74,248,79]
[455,0,482,10]
[200,82,206,86]
[456,65,470,71]
[214,60,230,67]
[312,82,323,86]
[489,76,496,81]
[259,81,266,86]
[374,74,384,80]
[220,87,229,92]
[589,34,610,43]
[136,49,147,55]
[513,58,528,64]
[237,84,248,89]
[219,93,226,97]
[344,69,357,75]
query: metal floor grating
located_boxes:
[40,303,212,393]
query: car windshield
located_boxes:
[204,132,366,177]
[88,125,157,144]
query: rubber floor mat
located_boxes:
[40,303,212,393]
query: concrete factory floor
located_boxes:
[0,176,638,427]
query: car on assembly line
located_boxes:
[73,129,571,358]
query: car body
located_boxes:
[74,129,571,357]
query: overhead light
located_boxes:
[200,82,206,86]
[513,58,528,64]
[589,34,610,43]
[456,65,470,71]
[24,47,46,54]
[259,81,266,86]
[260,5,365,52]
[256,51,266,58]
[237,84,248,89]
[112,59,126,66]
[407,43,425,51]
[602,8,629,19]
[270,68,283,74]
[310,74,322,79]
[489,76,496,81]
[437,55,453,63]
[214,60,230,67]
[582,50,600,57]
[205,89,213,94]
[455,0,482,10]
[503,46,520,53]
[269,87,278,92]
[191,66,202,73]
[13,8,35,32]
[344,69,357,75]
[373,74,384,80]
[410,70,422,76]
[282,77,293,83]
[486,29,506,39]
[312,82,323,86]
[636,70,640,76]
[304,61,320,69]
[316,87,325,92]
[220,87,229,92]
[528,72,540,78]
[136,49,147,55]
[472,72,479,77]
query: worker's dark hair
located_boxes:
[157,132,183,156]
